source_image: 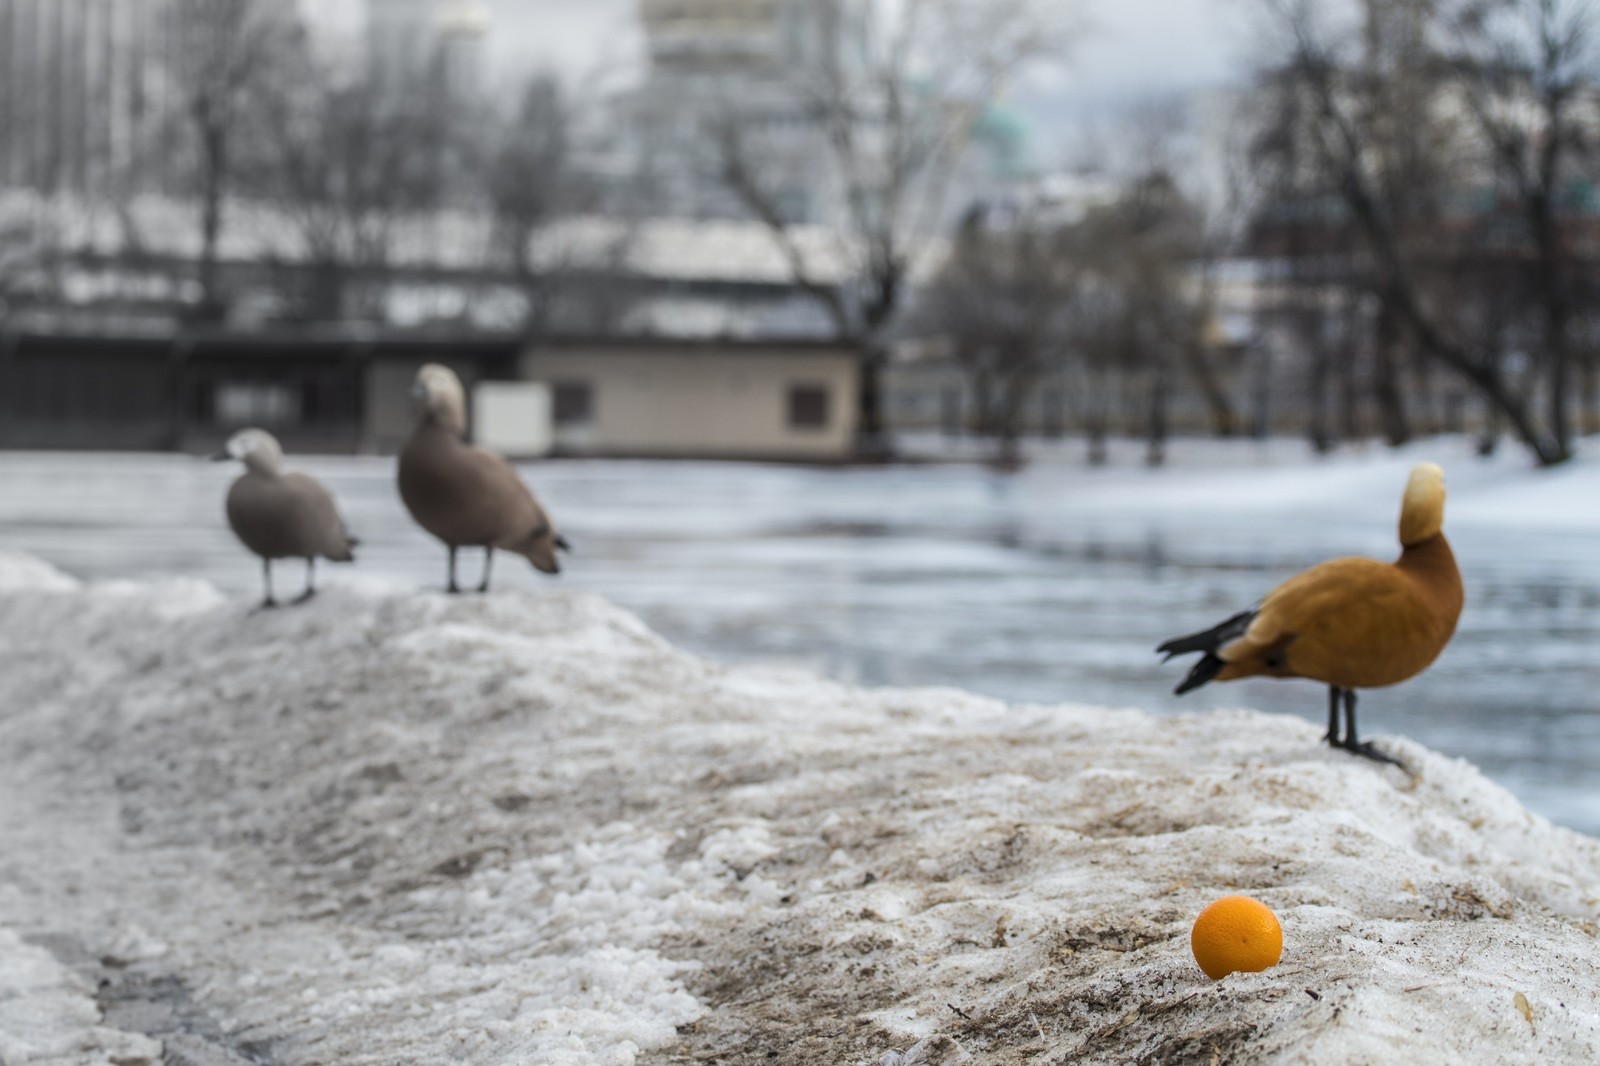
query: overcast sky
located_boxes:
[327,0,1256,159]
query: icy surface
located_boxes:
[2,436,1597,834]
[1,553,1599,1064]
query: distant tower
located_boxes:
[437,0,490,105]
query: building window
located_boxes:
[552,381,594,426]
[215,382,298,426]
[190,380,215,423]
[787,383,830,430]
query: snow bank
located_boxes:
[1,551,1598,1064]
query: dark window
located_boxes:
[302,377,324,424]
[190,379,215,423]
[787,384,830,430]
[552,381,593,426]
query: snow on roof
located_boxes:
[2,539,1599,1063]
[1,190,863,288]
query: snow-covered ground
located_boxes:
[2,550,1600,1064]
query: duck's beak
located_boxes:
[208,451,231,462]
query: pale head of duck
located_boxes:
[214,428,284,476]
[412,363,467,435]
[1399,462,1446,547]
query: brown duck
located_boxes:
[398,363,568,593]
[214,429,358,608]
[1158,462,1463,764]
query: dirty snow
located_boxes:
[1,551,1599,1064]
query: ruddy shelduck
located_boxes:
[1157,462,1463,765]
[213,428,358,608]
[398,364,569,593]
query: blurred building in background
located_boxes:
[614,0,871,224]
[0,326,860,461]
[367,0,490,106]
[0,0,175,197]
[10,0,1563,462]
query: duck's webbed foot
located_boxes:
[477,547,494,594]
[1337,688,1409,770]
[255,559,279,612]
[446,545,463,594]
[1339,737,1408,770]
[292,559,317,604]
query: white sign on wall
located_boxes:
[473,382,553,458]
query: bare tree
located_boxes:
[483,76,635,337]
[256,62,444,322]
[915,205,1080,463]
[915,168,1212,465]
[1254,0,1582,465]
[1079,171,1213,464]
[1440,0,1598,456]
[163,0,295,318]
[716,0,1073,457]
[488,79,572,281]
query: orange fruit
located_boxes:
[1190,896,1283,980]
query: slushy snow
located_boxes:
[1,550,1598,1064]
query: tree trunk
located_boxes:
[1411,356,1439,436]
[1477,395,1501,457]
[1145,362,1169,467]
[1531,188,1575,459]
[1372,299,1411,447]
[196,114,227,320]
[968,362,993,437]
[1581,352,1600,435]
[993,359,1037,469]
[1086,419,1108,465]
[1086,368,1109,465]
[1179,336,1236,437]
[856,344,891,459]
[1250,343,1273,439]
[1307,337,1334,453]
[941,386,962,438]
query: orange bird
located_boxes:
[1157,463,1464,765]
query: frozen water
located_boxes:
[1,436,1596,833]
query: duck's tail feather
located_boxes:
[1173,653,1226,694]
[1156,609,1254,660]
[1156,609,1254,695]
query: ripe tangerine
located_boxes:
[1190,896,1283,980]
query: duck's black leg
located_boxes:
[293,558,317,604]
[1340,688,1406,768]
[447,545,461,594]
[1324,685,1341,745]
[258,558,278,610]
[478,547,494,594]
